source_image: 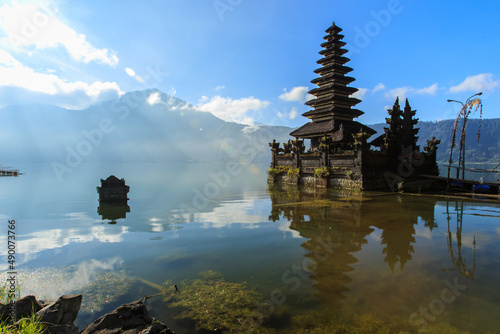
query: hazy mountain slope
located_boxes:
[4,88,496,166]
[0,89,294,165]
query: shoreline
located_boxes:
[0,294,174,334]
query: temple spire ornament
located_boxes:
[402,98,419,151]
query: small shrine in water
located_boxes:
[97,175,130,202]
[97,175,130,224]
[268,22,441,191]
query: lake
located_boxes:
[0,162,499,333]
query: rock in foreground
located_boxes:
[1,295,173,334]
[82,299,174,334]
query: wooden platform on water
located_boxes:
[0,170,21,177]
[423,175,500,194]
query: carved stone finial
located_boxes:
[424,136,441,154]
[269,139,281,152]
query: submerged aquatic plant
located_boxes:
[163,270,269,333]
[77,271,133,313]
[287,309,461,334]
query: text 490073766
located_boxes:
[6,219,17,324]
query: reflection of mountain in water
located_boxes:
[268,185,438,308]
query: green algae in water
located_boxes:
[163,270,273,333]
[274,197,373,210]
[286,309,462,334]
[274,199,350,209]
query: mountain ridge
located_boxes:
[369,118,500,163]
[1,89,498,166]
[0,89,293,165]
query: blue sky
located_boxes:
[0,0,499,127]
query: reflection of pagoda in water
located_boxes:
[268,185,437,307]
[270,189,372,306]
[377,204,419,273]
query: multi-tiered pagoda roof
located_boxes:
[290,22,375,142]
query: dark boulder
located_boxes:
[36,294,82,326]
[82,300,173,334]
[0,295,44,322]
[44,324,80,334]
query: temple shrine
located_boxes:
[268,22,440,191]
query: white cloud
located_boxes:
[0,49,122,108]
[449,73,499,93]
[350,84,386,100]
[0,1,118,66]
[195,95,270,125]
[170,102,191,111]
[305,93,315,102]
[372,83,386,93]
[415,83,439,95]
[279,86,309,102]
[0,211,128,271]
[146,91,161,105]
[215,85,225,91]
[414,228,433,240]
[278,221,302,239]
[195,197,269,229]
[0,258,125,300]
[384,83,439,100]
[241,125,260,135]
[276,107,299,122]
[352,87,368,100]
[384,86,412,100]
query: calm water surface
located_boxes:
[0,162,499,333]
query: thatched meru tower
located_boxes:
[268,22,441,191]
[290,22,376,149]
